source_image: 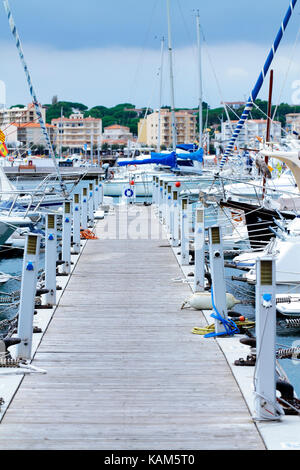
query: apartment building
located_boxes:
[141,110,197,148]
[51,112,102,150]
[286,113,300,134]
[102,124,133,146]
[0,103,46,127]
[221,119,282,146]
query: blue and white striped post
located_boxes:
[220,0,298,170]
[3,0,64,187]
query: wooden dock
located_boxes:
[0,205,264,450]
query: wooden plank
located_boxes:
[0,206,264,450]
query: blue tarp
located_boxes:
[176,144,198,152]
[118,152,177,168]
[176,147,204,162]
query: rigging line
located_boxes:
[251,100,290,137]
[128,0,159,104]
[272,23,300,121]
[201,29,234,134]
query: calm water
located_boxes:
[1,179,299,395]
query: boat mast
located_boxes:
[157,37,165,153]
[166,0,177,151]
[196,10,203,149]
[262,69,274,200]
[2,0,64,190]
[60,106,63,159]
[219,0,298,170]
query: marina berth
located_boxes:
[3,0,300,453]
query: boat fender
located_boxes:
[181,292,240,310]
[276,379,294,401]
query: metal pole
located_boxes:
[16,233,41,360]
[196,11,203,148]
[254,256,281,421]
[262,69,274,200]
[180,198,189,265]
[208,225,227,334]
[157,37,165,152]
[194,203,205,292]
[166,0,177,151]
[72,192,81,254]
[45,214,57,306]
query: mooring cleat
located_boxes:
[234,354,256,366]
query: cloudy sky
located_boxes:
[0,0,300,110]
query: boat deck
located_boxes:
[0,205,264,450]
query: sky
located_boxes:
[1,0,300,110]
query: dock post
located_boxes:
[208,225,227,334]
[166,184,172,235]
[254,256,281,421]
[180,197,189,265]
[88,182,94,226]
[45,214,57,306]
[98,179,104,206]
[81,187,88,230]
[171,189,179,246]
[163,182,168,225]
[16,233,41,360]
[61,200,72,275]
[194,203,205,292]
[94,179,99,210]
[152,176,156,205]
[158,179,163,221]
[72,192,81,254]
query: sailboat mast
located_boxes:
[166,0,177,151]
[2,0,64,188]
[60,106,63,159]
[196,10,203,149]
[157,37,165,153]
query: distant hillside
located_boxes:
[10,99,300,136]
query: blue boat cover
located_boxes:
[177,147,204,162]
[118,152,177,168]
[176,144,197,152]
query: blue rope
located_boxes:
[204,286,239,338]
